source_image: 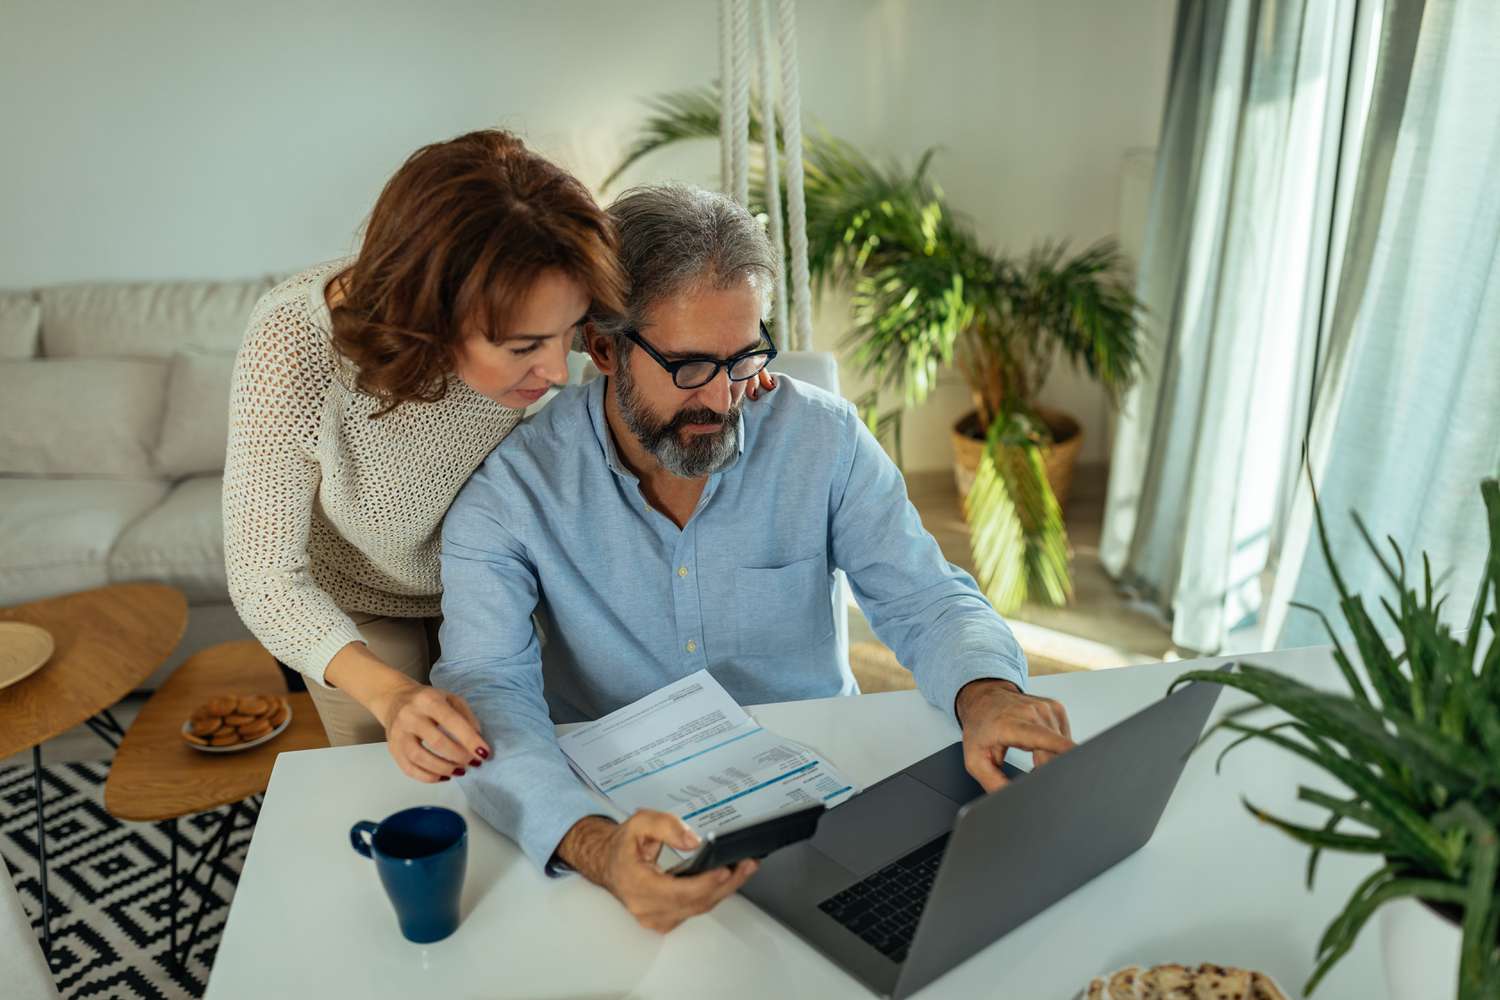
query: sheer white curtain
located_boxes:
[1106,0,1498,654]
[1264,0,1500,647]
[1101,0,1372,652]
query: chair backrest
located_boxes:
[1,868,58,999]
[769,352,852,675]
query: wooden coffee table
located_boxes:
[105,639,328,968]
[0,582,188,963]
[0,582,187,759]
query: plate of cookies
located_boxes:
[1079,962,1295,999]
[182,694,292,752]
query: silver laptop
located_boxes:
[741,667,1230,998]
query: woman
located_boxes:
[224,129,774,783]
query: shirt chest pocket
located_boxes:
[732,553,835,657]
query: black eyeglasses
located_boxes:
[623,322,778,390]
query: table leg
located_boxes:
[168,797,261,971]
[31,744,53,965]
[83,708,126,750]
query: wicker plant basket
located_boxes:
[951,407,1084,511]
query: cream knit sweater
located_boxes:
[223,259,523,686]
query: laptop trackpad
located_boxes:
[812,774,960,877]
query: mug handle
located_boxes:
[350,820,378,858]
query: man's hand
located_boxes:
[955,679,1076,792]
[557,812,757,933]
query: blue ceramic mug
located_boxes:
[350,806,468,944]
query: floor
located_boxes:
[8,463,1175,766]
[848,462,1177,692]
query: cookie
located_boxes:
[236,695,272,717]
[190,715,222,736]
[209,730,240,746]
[183,730,209,746]
[238,717,273,739]
[1108,965,1143,1000]
[1141,963,1196,1000]
[205,696,236,716]
[267,701,289,728]
[1193,964,1253,1000]
[1249,973,1287,1000]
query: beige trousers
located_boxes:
[305,612,441,747]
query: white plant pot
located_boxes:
[1380,895,1462,1000]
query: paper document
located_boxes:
[557,670,857,836]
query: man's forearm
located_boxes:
[555,815,618,884]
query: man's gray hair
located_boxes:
[597,185,776,340]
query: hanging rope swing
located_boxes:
[719,0,813,352]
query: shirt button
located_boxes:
[686,640,698,653]
[677,566,689,578]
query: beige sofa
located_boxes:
[0,276,852,690]
[0,278,272,686]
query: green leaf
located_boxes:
[965,412,1070,612]
[1241,796,1393,856]
[1432,802,1500,996]
[1306,875,1467,995]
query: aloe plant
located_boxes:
[1172,478,1500,998]
[608,85,1145,613]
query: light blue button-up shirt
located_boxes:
[432,375,1026,872]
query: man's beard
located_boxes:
[614,360,741,478]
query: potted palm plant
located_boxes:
[1172,478,1500,999]
[607,86,1146,612]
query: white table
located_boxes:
[207,647,1389,999]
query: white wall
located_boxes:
[0,0,1174,469]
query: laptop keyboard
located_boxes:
[817,833,950,964]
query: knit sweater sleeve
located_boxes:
[222,290,364,687]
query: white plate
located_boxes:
[182,702,293,753]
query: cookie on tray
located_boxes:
[1108,965,1143,1000]
[1193,964,1254,1000]
[183,693,287,748]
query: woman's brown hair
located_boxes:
[330,129,626,415]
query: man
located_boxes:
[432,185,1075,933]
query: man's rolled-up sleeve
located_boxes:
[431,476,617,874]
[828,405,1028,720]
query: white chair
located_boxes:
[769,352,852,676]
[1,868,58,1000]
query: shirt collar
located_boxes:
[585,376,747,484]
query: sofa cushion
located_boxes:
[39,278,270,358]
[0,478,168,605]
[0,358,168,477]
[109,476,227,602]
[0,292,40,358]
[154,351,235,478]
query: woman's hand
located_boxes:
[745,369,777,401]
[325,642,491,783]
[369,676,491,783]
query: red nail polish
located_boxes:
[439,775,451,782]
[452,767,466,777]
[469,758,481,768]
[476,747,490,759]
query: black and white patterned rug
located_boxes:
[0,760,253,999]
